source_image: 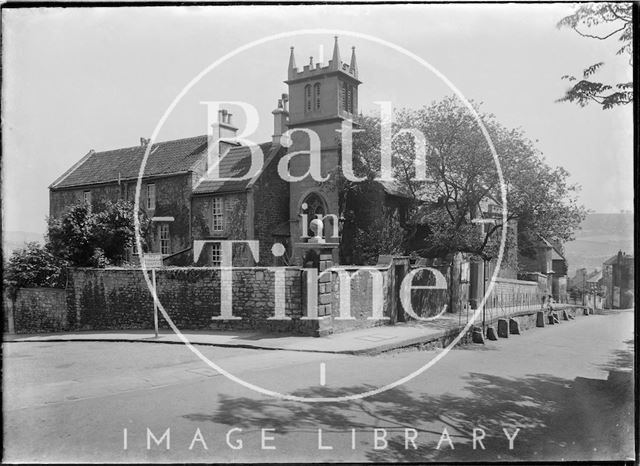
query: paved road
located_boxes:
[3,310,635,463]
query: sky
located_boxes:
[2,4,634,236]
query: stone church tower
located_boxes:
[285,37,361,263]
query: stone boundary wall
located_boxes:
[5,264,559,337]
[4,288,68,333]
[327,265,394,335]
[66,266,401,337]
[407,264,452,319]
[67,267,313,334]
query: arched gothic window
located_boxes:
[305,85,312,112]
[301,193,326,239]
[341,81,354,113]
[314,83,321,110]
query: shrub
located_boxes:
[5,242,67,290]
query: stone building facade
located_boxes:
[602,251,634,309]
[49,38,409,268]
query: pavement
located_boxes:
[3,304,598,355]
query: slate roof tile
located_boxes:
[52,135,210,189]
[193,142,284,195]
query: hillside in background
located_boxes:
[563,213,634,274]
[2,231,46,261]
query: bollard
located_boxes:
[536,311,545,327]
[486,326,498,341]
[509,318,521,335]
[562,310,570,321]
[472,326,485,344]
[497,318,509,338]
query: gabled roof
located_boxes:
[193,142,285,195]
[50,135,211,189]
[537,235,566,261]
[586,271,603,283]
[603,252,634,265]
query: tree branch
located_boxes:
[572,24,626,41]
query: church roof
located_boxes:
[193,142,285,195]
[50,135,210,189]
[49,136,283,195]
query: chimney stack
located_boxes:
[272,97,289,144]
[140,137,150,147]
[213,107,238,140]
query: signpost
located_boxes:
[143,254,164,338]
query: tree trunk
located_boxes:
[6,297,16,334]
[449,252,463,314]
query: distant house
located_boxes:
[602,251,634,309]
[586,270,603,295]
[569,268,588,290]
[519,235,569,301]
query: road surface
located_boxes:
[3,310,635,462]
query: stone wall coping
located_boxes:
[492,277,539,286]
[69,266,303,271]
[519,272,547,278]
[326,265,391,271]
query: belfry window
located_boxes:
[314,83,321,110]
[305,85,312,112]
[341,81,354,113]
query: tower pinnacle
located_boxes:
[349,46,358,78]
[331,36,341,70]
[288,46,297,80]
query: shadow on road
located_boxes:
[183,340,635,462]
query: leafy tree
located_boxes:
[94,200,149,265]
[348,97,587,263]
[47,203,97,266]
[330,116,409,264]
[4,242,67,290]
[47,199,149,267]
[557,3,633,109]
[352,212,406,266]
